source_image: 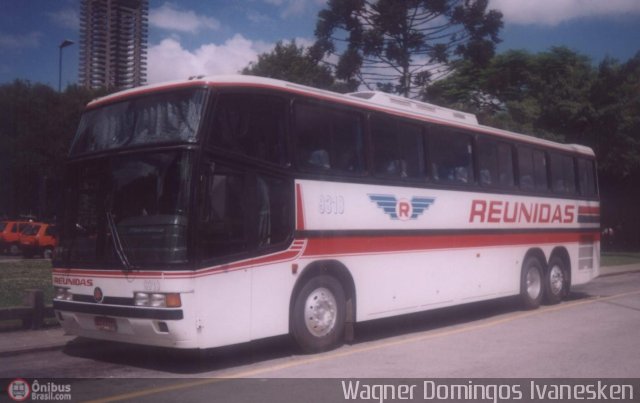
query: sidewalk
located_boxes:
[0,327,76,357]
[1,264,639,357]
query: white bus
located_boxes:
[53,76,600,353]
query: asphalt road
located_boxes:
[2,271,640,402]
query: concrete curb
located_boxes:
[0,327,75,358]
[599,263,640,277]
[0,343,70,358]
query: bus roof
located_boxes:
[88,75,595,157]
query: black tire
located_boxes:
[43,247,54,259]
[291,275,346,353]
[9,243,20,256]
[520,256,544,310]
[544,256,568,305]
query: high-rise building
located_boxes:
[79,0,148,90]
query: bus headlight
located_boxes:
[134,292,150,306]
[54,287,73,301]
[134,292,181,308]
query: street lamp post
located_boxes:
[58,39,74,92]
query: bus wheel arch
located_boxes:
[520,249,546,310]
[289,260,356,352]
[544,247,571,304]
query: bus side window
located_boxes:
[294,102,364,174]
[549,153,576,195]
[255,175,292,247]
[371,116,424,180]
[198,162,292,261]
[518,146,548,192]
[429,128,474,185]
[477,138,515,188]
[198,163,248,260]
[577,158,597,197]
[211,93,288,166]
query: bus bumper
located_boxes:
[53,301,197,349]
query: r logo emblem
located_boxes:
[368,194,435,220]
[396,199,413,221]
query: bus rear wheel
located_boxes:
[291,275,346,353]
[544,256,568,305]
[520,256,543,310]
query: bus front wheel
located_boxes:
[291,275,346,353]
[520,256,543,310]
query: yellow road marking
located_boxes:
[85,288,640,403]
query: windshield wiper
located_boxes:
[106,211,133,271]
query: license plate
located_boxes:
[94,316,117,332]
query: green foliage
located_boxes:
[0,81,103,219]
[0,260,53,308]
[427,47,640,179]
[242,40,350,92]
[428,48,640,246]
[428,47,594,141]
[312,0,503,96]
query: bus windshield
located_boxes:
[70,88,206,156]
[58,150,193,268]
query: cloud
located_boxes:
[48,8,79,30]
[0,32,42,49]
[247,10,273,24]
[489,0,640,26]
[264,0,325,18]
[147,34,274,83]
[149,2,220,33]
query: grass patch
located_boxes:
[0,259,53,308]
[601,251,640,267]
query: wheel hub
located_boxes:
[304,287,337,337]
[526,268,542,300]
[549,265,564,295]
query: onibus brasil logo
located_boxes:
[6,378,72,401]
[368,194,435,221]
[7,379,30,402]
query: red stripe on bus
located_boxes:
[295,183,305,231]
[302,231,600,257]
[578,206,600,215]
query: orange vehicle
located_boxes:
[19,223,58,259]
[0,220,31,255]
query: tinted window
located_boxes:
[371,116,424,180]
[198,162,292,261]
[44,225,57,237]
[71,89,206,156]
[60,151,193,267]
[518,147,548,192]
[577,158,597,197]
[549,153,576,194]
[22,225,40,236]
[295,103,364,174]
[198,164,248,259]
[211,93,288,165]
[429,128,474,185]
[256,175,291,247]
[477,138,515,188]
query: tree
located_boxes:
[243,40,349,91]
[427,47,594,143]
[311,0,503,97]
[428,48,640,247]
[0,81,102,219]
